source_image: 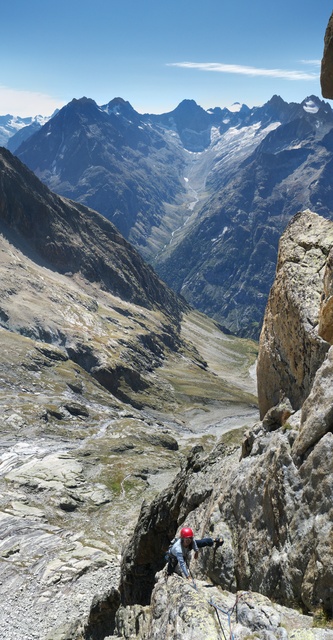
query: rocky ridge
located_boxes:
[12,94,333,339]
[257,210,332,418]
[118,210,333,639]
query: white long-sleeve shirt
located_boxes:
[169,538,198,578]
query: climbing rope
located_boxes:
[209,596,238,640]
[186,559,198,590]
[167,536,241,638]
[185,552,239,640]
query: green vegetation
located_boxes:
[312,607,333,629]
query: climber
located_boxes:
[166,526,224,580]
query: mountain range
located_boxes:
[5,93,333,338]
[0,113,52,150]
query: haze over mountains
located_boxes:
[5,93,333,337]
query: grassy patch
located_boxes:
[312,607,333,629]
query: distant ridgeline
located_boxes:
[5,93,333,339]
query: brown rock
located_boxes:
[321,12,333,99]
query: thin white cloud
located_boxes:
[167,61,319,81]
[299,59,321,66]
[0,85,64,117]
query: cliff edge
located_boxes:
[118,209,333,638]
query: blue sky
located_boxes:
[1,0,332,116]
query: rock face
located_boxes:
[257,210,332,419]
[120,415,333,619]
[321,12,333,99]
[113,578,327,640]
[119,209,333,636]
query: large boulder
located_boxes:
[257,210,332,419]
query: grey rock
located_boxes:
[121,208,333,623]
[293,346,333,461]
[257,210,332,419]
[116,574,327,640]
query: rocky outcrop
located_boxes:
[321,12,333,99]
[120,413,333,619]
[119,209,333,635]
[112,577,329,640]
[257,210,332,419]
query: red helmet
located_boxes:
[180,526,194,539]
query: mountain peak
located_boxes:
[70,96,97,107]
[266,94,288,108]
[55,97,100,119]
[107,97,131,107]
[102,97,138,118]
[173,99,205,114]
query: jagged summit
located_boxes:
[169,98,212,129]
[9,93,333,338]
[146,98,213,151]
[265,93,287,107]
[101,97,140,120]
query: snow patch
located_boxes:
[303,100,319,114]
[210,126,222,143]
[211,226,228,243]
[228,102,242,113]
